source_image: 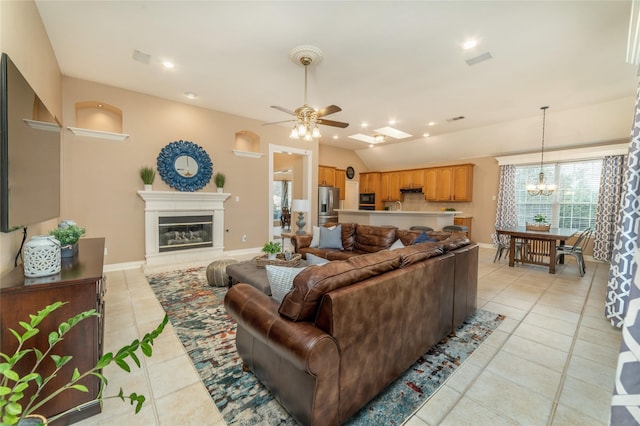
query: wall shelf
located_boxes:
[232,150,264,158]
[23,119,61,132]
[67,127,129,141]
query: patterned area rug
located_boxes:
[147,267,504,425]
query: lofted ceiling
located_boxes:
[35,1,637,166]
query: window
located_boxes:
[514,159,602,228]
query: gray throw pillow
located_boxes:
[306,253,330,265]
[319,224,343,249]
[265,265,306,303]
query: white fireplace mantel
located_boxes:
[137,190,230,265]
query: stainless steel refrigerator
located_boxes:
[318,186,340,225]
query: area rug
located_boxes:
[147,267,504,425]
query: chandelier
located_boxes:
[526,106,556,196]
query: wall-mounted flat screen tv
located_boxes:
[0,53,61,232]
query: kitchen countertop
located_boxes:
[335,209,457,229]
[335,209,459,215]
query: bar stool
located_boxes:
[443,225,469,237]
[410,226,434,232]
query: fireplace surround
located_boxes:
[138,190,230,265]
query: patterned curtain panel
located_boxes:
[606,85,640,328]
[281,180,289,209]
[492,165,517,246]
[611,249,640,424]
[593,155,628,261]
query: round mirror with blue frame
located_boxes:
[157,140,212,191]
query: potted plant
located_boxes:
[0,301,169,425]
[48,222,86,258]
[526,214,550,231]
[139,166,156,191]
[214,172,225,193]
[262,241,281,260]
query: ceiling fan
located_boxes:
[265,45,348,140]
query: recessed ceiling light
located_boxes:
[361,122,368,128]
[184,92,197,99]
[388,119,396,125]
[423,133,430,137]
[463,39,478,50]
[369,144,374,148]
[333,135,339,139]
[162,61,175,69]
[428,122,436,126]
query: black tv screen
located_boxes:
[0,53,61,232]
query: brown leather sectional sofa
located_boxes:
[224,225,478,425]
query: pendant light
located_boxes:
[526,106,556,196]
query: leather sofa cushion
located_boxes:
[279,250,402,321]
[442,232,471,251]
[354,225,397,253]
[395,242,444,267]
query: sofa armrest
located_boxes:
[291,234,313,253]
[224,283,338,371]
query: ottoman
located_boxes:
[226,260,272,295]
[206,258,239,287]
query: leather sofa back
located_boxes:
[354,224,397,253]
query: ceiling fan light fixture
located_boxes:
[312,125,321,138]
[289,125,299,139]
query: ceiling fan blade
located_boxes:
[316,105,342,118]
[262,119,295,126]
[271,105,296,115]
[317,118,349,128]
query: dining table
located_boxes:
[495,226,579,274]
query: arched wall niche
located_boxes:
[75,101,123,133]
[234,130,259,153]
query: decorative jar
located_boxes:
[23,236,61,277]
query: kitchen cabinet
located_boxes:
[424,164,474,202]
[359,172,381,194]
[400,169,424,189]
[318,165,336,187]
[335,168,346,200]
[380,172,401,202]
[0,238,106,424]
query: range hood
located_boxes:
[400,187,423,193]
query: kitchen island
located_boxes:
[335,209,457,231]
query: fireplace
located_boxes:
[138,190,230,265]
[158,215,213,252]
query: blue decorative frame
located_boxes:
[157,140,212,192]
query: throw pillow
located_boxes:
[265,265,306,303]
[310,226,320,248]
[413,231,437,244]
[319,224,343,249]
[389,239,405,250]
[306,253,330,265]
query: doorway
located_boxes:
[269,144,313,242]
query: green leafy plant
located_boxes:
[0,302,168,426]
[139,166,156,185]
[48,225,86,247]
[214,172,226,188]
[262,241,281,255]
[533,214,547,223]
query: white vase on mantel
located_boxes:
[216,187,223,193]
[144,184,153,191]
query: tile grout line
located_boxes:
[545,262,599,426]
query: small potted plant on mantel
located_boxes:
[0,301,169,426]
[262,241,282,260]
[214,172,226,193]
[139,166,156,191]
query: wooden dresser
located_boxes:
[0,238,106,425]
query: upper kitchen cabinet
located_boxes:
[318,165,336,187]
[380,172,401,202]
[399,169,424,189]
[359,172,381,194]
[424,164,474,202]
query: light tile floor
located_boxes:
[77,247,620,425]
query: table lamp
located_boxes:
[291,199,310,235]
